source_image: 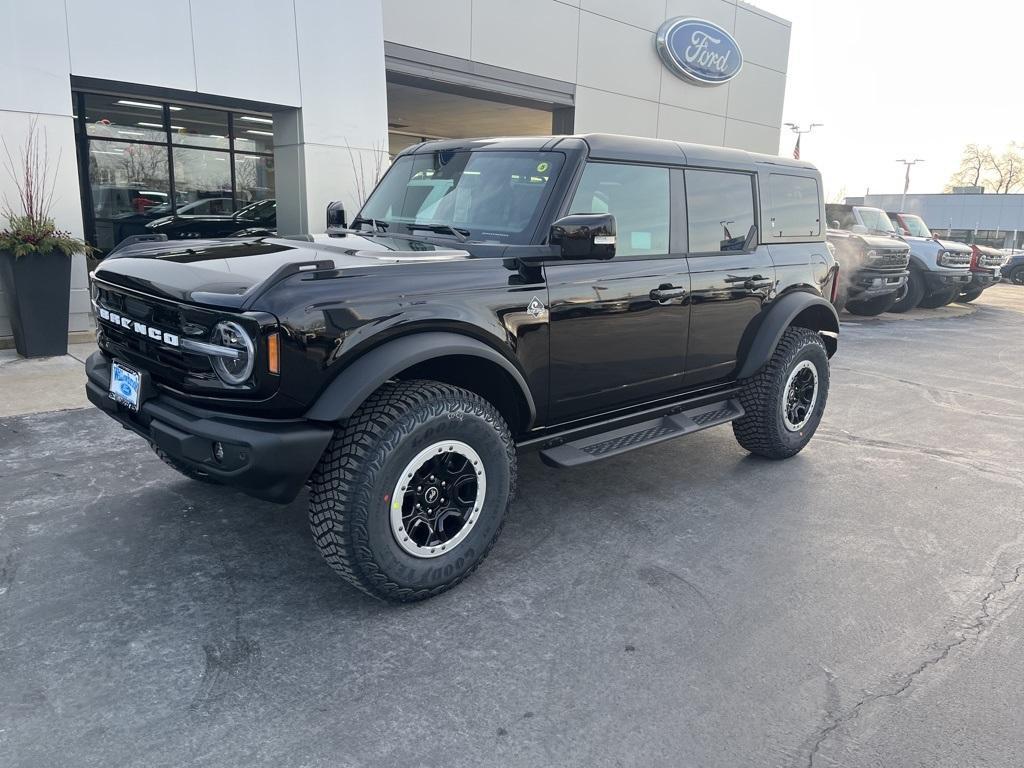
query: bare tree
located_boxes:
[346,140,390,208]
[945,143,1024,193]
[945,144,987,191]
[989,144,1024,193]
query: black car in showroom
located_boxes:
[143,199,276,240]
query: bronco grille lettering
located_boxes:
[95,304,180,347]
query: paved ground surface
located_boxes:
[1,285,1022,768]
[0,343,97,417]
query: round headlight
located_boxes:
[210,321,255,385]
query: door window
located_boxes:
[767,174,820,237]
[569,163,670,257]
[685,170,755,253]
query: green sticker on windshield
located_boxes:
[536,161,549,173]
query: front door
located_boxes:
[682,168,775,386]
[546,162,690,423]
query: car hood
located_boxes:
[93,233,472,309]
[932,238,972,253]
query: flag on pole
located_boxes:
[793,134,801,160]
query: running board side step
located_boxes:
[538,399,744,468]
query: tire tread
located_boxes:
[308,380,515,602]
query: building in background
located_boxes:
[0,0,791,348]
[847,192,1024,250]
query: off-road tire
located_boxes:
[151,444,220,484]
[308,380,516,602]
[888,269,924,313]
[955,287,984,303]
[845,292,898,316]
[918,287,959,308]
[732,327,829,460]
[1008,266,1024,286]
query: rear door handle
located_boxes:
[650,285,688,302]
[725,274,772,289]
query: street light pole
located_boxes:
[783,122,823,159]
[896,158,925,210]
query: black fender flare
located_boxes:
[736,292,839,380]
[304,331,537,425]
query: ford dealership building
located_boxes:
[0,0,791,347]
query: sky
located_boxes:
[754,0,1023,200]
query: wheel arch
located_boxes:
[304,331,537,433]
[736,292,839,380]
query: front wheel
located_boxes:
[845,292,898,316]
[308,380,516,602]
[956,287,984,303]
[733,327,830,459]
[888,270,925,313]
[1009,266,1024,286]
[918,286,959,308]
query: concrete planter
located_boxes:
[0,249,72,358]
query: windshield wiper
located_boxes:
[408,223,469,242]
[351,216,388,232]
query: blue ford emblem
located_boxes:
[655,17,743,86]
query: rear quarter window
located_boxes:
[767,174,821,239]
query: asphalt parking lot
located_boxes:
[2,284,1022,768]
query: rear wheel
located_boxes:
[733,327,830,460]
[888,270,924,313]
[845,292,898,316]
[308,380,516,602]
[956,287,984,303]
[918,286,959,308]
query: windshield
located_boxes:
[855,207,896,234]
[358,150,565,243]
[896,213,931,237]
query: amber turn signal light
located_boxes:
[267,331,280,374]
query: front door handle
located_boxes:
[650,285,688,302]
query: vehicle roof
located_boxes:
[399,133,819,174]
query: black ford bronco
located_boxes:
[86,134,839,601]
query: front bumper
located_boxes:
[967,270,1000,290]
[923,269,972,293]
[848,269,909,299]
[85,351,333,503]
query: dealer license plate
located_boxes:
[109,361,142,411]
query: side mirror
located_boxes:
[549,213,616,260]
[326,200,346,231]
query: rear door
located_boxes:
[545,161,691,422]
[683,168,774,386]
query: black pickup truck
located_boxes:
[86,134,839,601]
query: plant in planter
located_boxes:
[0,118,90,357]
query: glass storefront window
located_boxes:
[169,105,230,150]
[173,147,234,210]
[87,140,171,251]
[74,92,277,252]
[83,94,171,144]
[232,114,275,154]
[234,154,275,205]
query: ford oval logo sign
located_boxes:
[655,17,743,86]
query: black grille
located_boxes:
[94,283,225,390]
[868,248,910,270]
